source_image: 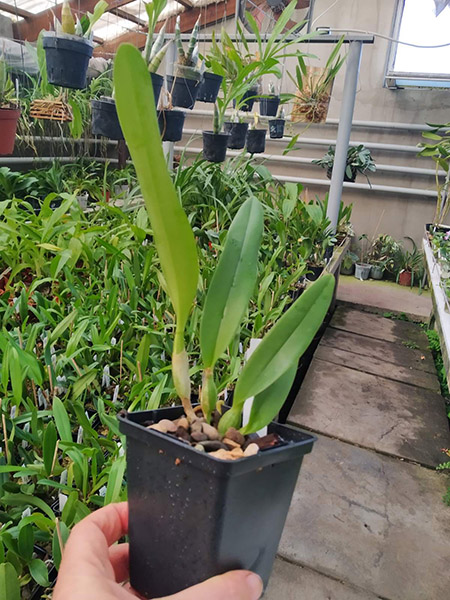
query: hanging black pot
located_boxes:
[42,32,93,89]
[223,121,249,149]
[166,75,200,109]
[118,406,316,599]
[326,166,357,182]
[259,95,280,117]
[151,72,164,106]
[91,97,124,140]
[202,131,230,163]
[158,110,185,142]
[246,129,266,154]
[234,88,259,112]
[197,72,223,103]
[269,118,285,139]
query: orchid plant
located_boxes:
[113,44,334,434]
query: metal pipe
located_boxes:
[325,40,362,230]
[19,136,117,146]
[181,128,420,153]
[0,157,118,164]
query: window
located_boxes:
[385,0,450,88]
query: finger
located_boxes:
[61,502,129,577]
[159,570,263,600]
[109,543,130,583]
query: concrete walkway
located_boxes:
[266,303,450,600]
[337,275,432,321]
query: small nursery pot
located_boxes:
[118,406,316,599]
[259,95,280,117]
[269,118,285,139]
[370,265,384,280]
[306,264,324,281]
[42,32,93,89]
[202,131,230,163]
[246,129,267,154]
[340,263,354,276]
[224,121,248,149]
[354,263,371,280]
[91,98,124,140]
[0,107,20,155]
[151,72,164,106]
[158,110,185,142]
[166,75,200,109]
[398,270,412,286]
[197,72,223,103]
[235,88,259,112]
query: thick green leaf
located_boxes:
[227,273,334,415]
[200,197,264,367]
[114,45,198,343]
[29,558,49,587]
[72,370,97,400]
[0,563,20,600]
[43,421,57,477]
[1,493,55,520]
[9,346,22,405]
[52,397,72,443]
[104,455,126,505]
[18,523,34,562]
[241,364,297,434]
[49,309,78,344]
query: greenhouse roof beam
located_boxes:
[175,0,194,8]
[94,0,235,56]
[110,7,147,27]
[0,1,32,19]
[13,0,135,42]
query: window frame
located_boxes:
[385,0,450,89]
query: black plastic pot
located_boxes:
[327,166,357,182]
[234,88,259,112]
[166,75,200,109]
[197,72,223,103]
[158,110,185,142]
[269,118,285,139]
[202,131,230,163]
[151,72,164,106]
[118,406,315,599]
[307,264,324,281]
[259,95,280,117]
[223,121,249,149]
[91,98,124,140]
[42,32,93,89]
[246,129,266,154]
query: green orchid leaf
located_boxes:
[29,558,49,587]
[200,197,263,368]
[52,397,72,443]
[223,274,334,423]
[104,455,126,505]
[43,421,57,477]
[0,563,20,600]
[114,44,199,344]
[240,364,297,435]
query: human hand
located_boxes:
[53,502,263,600]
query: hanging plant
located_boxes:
[0,55,20,156]
[290,36,346,123]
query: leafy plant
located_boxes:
[313,144,376,183]
[114,44,335,434]
[55,0,108,40]
[418,123,450,225]
[143,0,170,74]
[394,237,424,285]
[0,56,16,107]
[174,15,201,81]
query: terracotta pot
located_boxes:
[398,270,412,286]
[0,108,20,155]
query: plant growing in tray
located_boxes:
[114,44,335,598]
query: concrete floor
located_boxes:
[337,275,432,321]
[265,303,450,600]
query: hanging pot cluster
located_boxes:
[42,32,93,89]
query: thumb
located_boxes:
[159,570,263,600]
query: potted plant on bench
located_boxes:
[114,43,335,599]
[0,55,20,156]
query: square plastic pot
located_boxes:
[42,32,93,89]
[91,98,124,140]
[246,129,267,154]
[224,121,249,149]
[259,95,280,117]
[166,75,200,109]
[158,110,185,142]
[354,263,371,280]
[118,406,316,599]
[268,118,285,139]
[197,72,223,103]
[202,131,230,163]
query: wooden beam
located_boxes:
[94,0,236,57]
[13,0,135,42]
[110,7,147,28]
[175,0,194,8]
[0,1,33,19]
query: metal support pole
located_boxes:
[326,41,363,231]
[162,40,176,170]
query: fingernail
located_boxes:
[246,572,263,598]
